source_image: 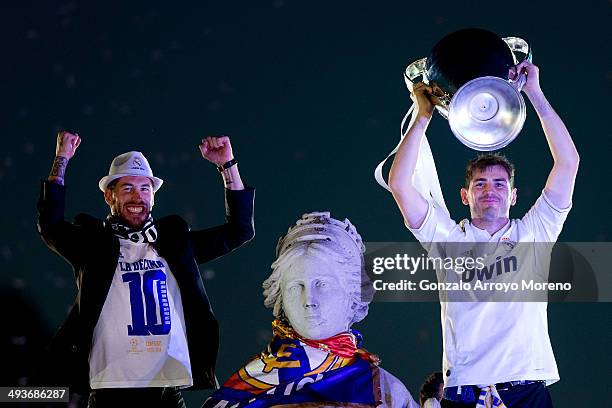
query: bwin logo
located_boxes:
[461,255,517,283]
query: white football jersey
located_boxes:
[408,191,571,387]
[89,239,193,388]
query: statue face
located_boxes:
[281,254,352,340]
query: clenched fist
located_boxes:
[509,60,541,98]
[198,136,234,166]
[410,82,444,119]
[56,131,81,159]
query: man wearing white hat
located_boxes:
[37,131,255,407]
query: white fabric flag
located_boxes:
[374,103,449,216]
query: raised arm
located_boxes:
[388,83,441,228]
[191,136,254,263]
[38,131,84,265]
[511,61,580,209]
[48,131,81,185]
[199,135,245,191]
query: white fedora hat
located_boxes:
[98,151,164,192]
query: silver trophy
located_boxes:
[405,29,531,151]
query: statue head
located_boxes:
[262,212,374,340]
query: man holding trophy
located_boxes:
[387,29,579,407]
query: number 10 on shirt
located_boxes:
[122,270,171,336]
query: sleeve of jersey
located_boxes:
[189,186,255,264]
[407,201,457,249]
[520,190,572,242]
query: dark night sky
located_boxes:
[1,0,611,406]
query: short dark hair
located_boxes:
[419,371,444,405]
[107,179,119,190]
[464,152,515,188]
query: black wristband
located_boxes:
[217,158,237,173]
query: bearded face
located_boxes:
[104,176,154,229]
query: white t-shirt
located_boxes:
[423,397,442,408]
[408,192,570,387]
[89,239,193,388]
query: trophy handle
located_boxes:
[404,57,428,91]
[404,57,451,118]
[503,36,532,91]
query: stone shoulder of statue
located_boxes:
[379,368,419,408]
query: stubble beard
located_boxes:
[113,203,150,229]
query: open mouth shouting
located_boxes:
[122,203,149,222]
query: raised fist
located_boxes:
[410,82,444,118]
[509,60,541,97]
[56,131,81,159]
[198,136,234,166]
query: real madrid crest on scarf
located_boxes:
[202,320,383,407]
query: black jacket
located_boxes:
[36,181,255,393]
